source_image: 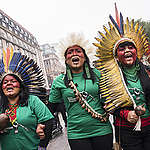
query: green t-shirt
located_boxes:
[127,79,150,118]
[0,95,54,150]
[123,66,150,118]
[49,68,112,139]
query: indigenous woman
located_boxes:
[49,33,113,150]
[94,4,150,150]
[0,47,54,150]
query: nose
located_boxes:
[7,81,13,84]
[72,49,77,55]
[124,47,130,52]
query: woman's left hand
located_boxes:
[36,124,45,140]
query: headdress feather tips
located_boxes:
[57,32,95,61]
[93,4,149,113]
[0,46,45,98]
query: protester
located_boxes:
[55,100,67,128]
[94,4,150,150]
[49,33,113,150]
[0,46,54,150]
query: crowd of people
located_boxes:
[0,4,150,150]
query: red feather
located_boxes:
[115,3,120,28]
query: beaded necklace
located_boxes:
[5,103,18,125]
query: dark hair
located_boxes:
[64,46,96,87]
[0,74,29,112]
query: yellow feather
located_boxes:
[8,46,13,67]
[134,22,139,33]
[126,17,129,33]
[2,49,7,72]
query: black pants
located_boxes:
[68,133,113,150]
[115,126,150,150]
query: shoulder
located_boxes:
[28,95,41,104]
[92,67,101,77]
[54,74,65,83]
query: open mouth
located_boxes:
[6,87,13,92]
[72,57,80,63]
[124,53,132,58]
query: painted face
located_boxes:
[66,45,84,60]
[65,45,85,73]
[117,42,137,67]
[2,75,20,99]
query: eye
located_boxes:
[67,50,73,54]
[76,49,82,53]
[128,46,134,49]
[11,80,17,83]
[3,81,8,84]
[118,47,125,51]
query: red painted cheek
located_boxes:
[117,52,124,61]
[2,82,20,89]
[78,53,84,58]
[66,52,84,59]
[13,82,20,88]
[2,84,7,89]
[66,54,72,60]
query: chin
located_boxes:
[124,62,135,67]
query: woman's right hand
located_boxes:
[127,111,139,123]
[36,124,45,140]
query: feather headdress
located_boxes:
[93,3,149,113]
[0,46,45,98]
[58,32,94,61]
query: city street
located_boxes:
[47,114,71,150]
[47,128,70,150]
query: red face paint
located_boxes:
[2,75,20,89]
[117,44,137,67]
[66,45,84,60]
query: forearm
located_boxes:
[113,107,132,120]
[47,102,60,114]
[39,118,55,147]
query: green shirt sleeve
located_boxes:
[49,74,64,103]
[29,95,54,123]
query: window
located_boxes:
[0,29,7,38]
[2,21,7,28]
[0,39,3,49]
[4,17,9,23]
[0,13,3,20]
[18,39,23,46]
[13,36,18,45]
[9,21,14,27]
[7,33,13,41]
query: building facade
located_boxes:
[0,9,49,88]
[40,43,65,88]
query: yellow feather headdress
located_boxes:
[93,4,149,113]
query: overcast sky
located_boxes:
[0,0,150,45]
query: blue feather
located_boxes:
[120,12,124,35]
[109,15,121,35]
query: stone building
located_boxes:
[0,9,49,88]
[40,43,65,88]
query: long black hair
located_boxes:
[0,74,29,112]
[64,46,96,87]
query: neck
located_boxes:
[72,69,83,73]
[8,96,19,104]
[71,67,83,73]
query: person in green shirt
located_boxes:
[49,33,113,150]
[93,4,150,150]
[0,47,54,150]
